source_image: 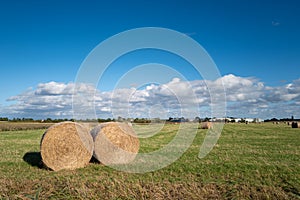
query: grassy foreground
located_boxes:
[0,123,299,199]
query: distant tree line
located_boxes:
[2,116,297,123]
[0,117,74,123]
[0,116,185,123]
[264,116,299,122]
[7,118,35,122]
[0,117,8,121]
[0,116,211,123]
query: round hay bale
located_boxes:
[291,122,299,128]
[40,122,93,171]
[201,122,213,129]
[91,122,140,165]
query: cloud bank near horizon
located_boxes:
[1,74,300,120]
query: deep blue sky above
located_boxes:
[0,0,299,119]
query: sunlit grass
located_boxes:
[0,123,299,199]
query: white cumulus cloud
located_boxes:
[1,74,300,119]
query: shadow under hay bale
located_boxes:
[23,152,43,168]
[291,122,299,128]
[90,156,100,164]
[40,122,94,171]
[91,122,140,165]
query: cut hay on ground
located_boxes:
[40,122,94,171]
[291,122,299,128]
[91,122,140,165]
[201,122,213,129]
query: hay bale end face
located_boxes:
[291,122,299,128]
[41,122,94,171]
[91,122,140,165]
[201,122,213,129]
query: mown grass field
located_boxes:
[0,123,299,199]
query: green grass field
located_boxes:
[0,123,299,199]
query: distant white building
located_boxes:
[253,118,264,123]
[245,118,254,123]
[211,117,263,123]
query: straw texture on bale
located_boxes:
[291,122,299,128]
[41,122,94,171]
[91,122,140,165]
[201,122,213,129]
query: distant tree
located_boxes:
[117,116,124,122]
[152,118,161,123]
[97,118,105,123]
[97,118,113,123]
[180,117,187,122]
[11,118,21,122]
[133,118,151,123]
[0,117,8,121]
[45,118,52,122]
[194,116,200,122]
[240,118,246,123]
[21,118,34,122]
[204,117,210,122]
[168,117,173,122]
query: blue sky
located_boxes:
[0,0,300,119]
